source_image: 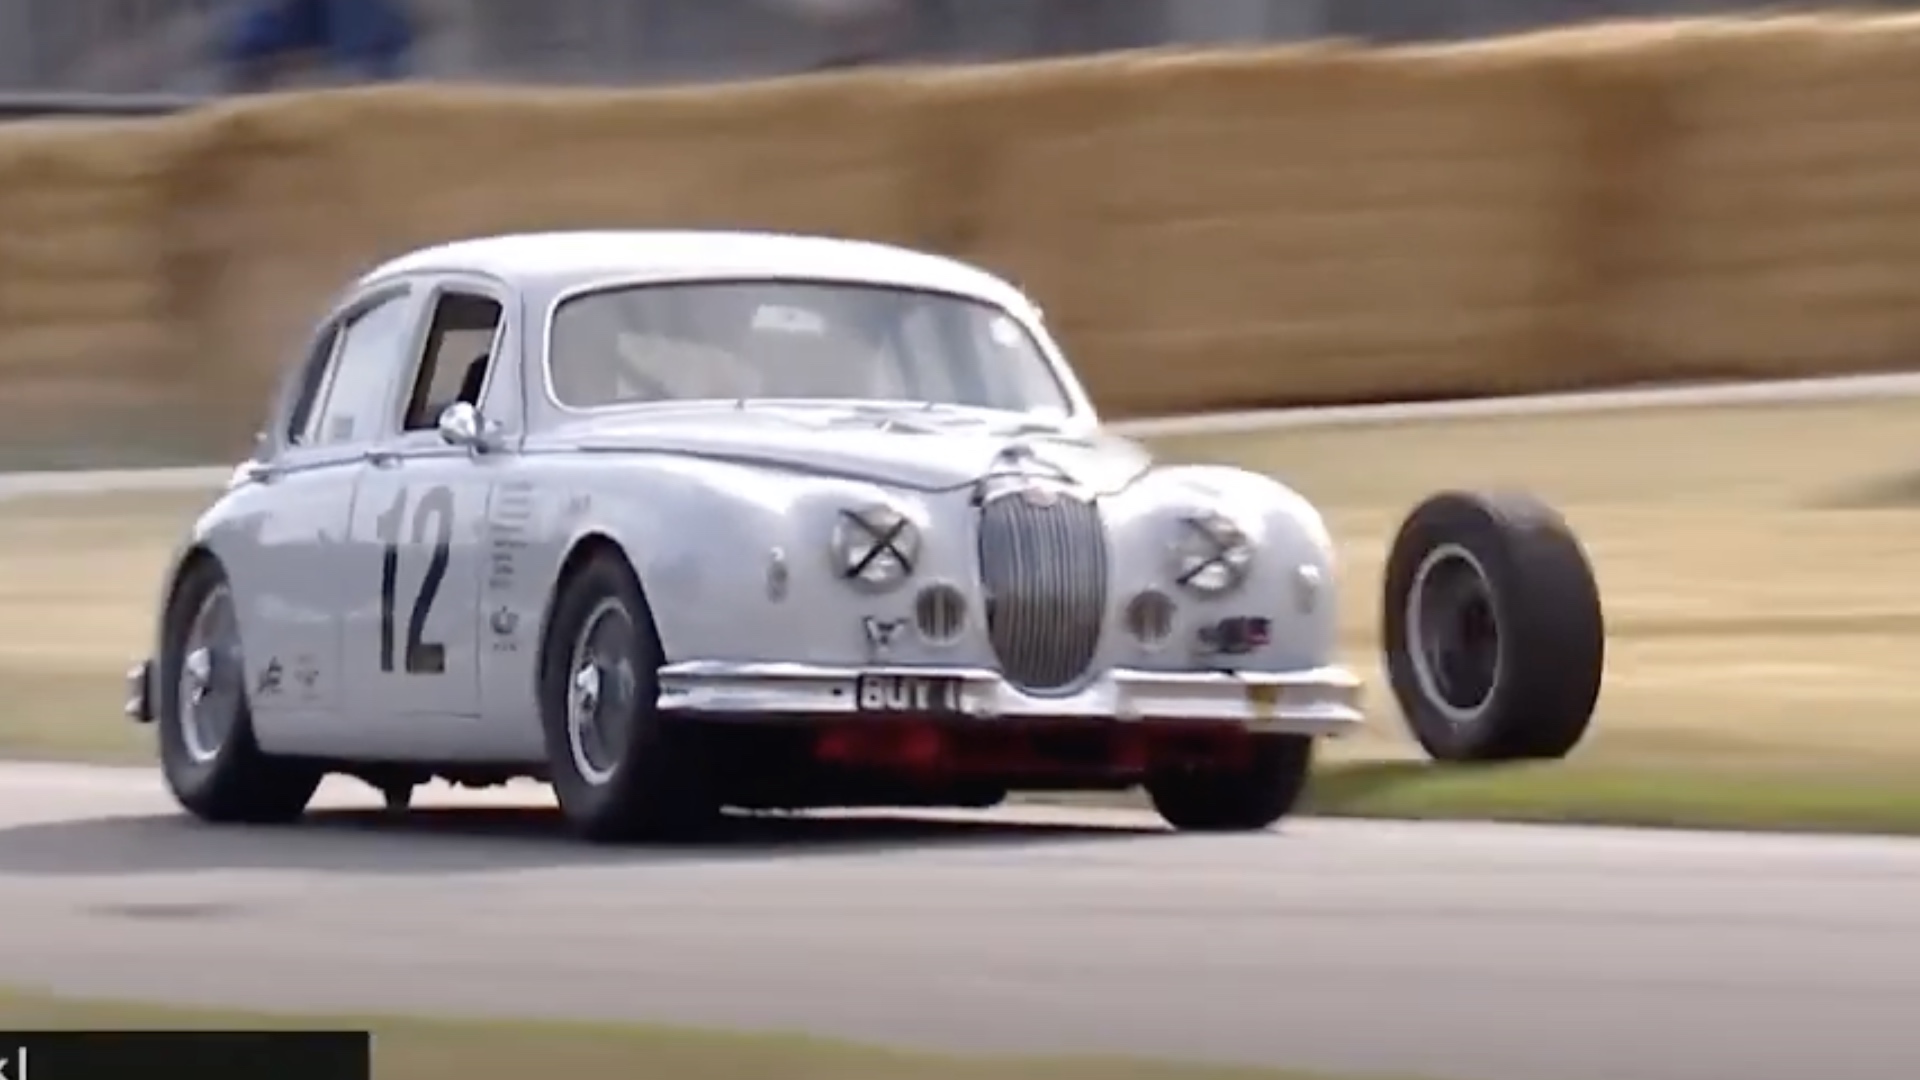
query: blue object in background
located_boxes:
[223,0,415,85]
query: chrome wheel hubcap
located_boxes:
[178,585,243,764]
[565,597,639,786]
[1405,543,1502,725]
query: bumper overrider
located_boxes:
[657,661,1364,735]
[125,661,153,723]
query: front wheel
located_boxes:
[538,550,718,842]
[157,558,321,824]
[1146,734,1313,832]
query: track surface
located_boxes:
[0,764,1916,1080]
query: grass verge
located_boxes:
[1027,758,1920,835]
[1303,759,1920,834]
[0,988,1398,1080]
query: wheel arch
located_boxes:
[537,532,651,683]
[155,543,223,640]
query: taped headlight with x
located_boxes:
[832,505,921,590]
[1172,510,1255,595]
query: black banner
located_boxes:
[0,1031,370,1080]
[0,92,202,122]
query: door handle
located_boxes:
[365,449,401,469]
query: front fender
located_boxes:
[1105,464,1340,672]
[550,453,976,666]
[144,485,269,659]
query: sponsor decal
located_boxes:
[1198,616,1272,656]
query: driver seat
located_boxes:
[455,353,488,407]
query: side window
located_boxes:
[401,292,504,432]
[302,296,414,448]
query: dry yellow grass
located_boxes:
[0,489,203,761]
[5,394,1920,773]
[1150,395,1920,769]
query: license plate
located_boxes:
[855,674,964,717]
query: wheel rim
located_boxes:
[565,597,640,786]
[178,584,244,764]
[1404,543,1502,724]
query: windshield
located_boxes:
[546,280,1074,415]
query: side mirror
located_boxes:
[436,402,499,452]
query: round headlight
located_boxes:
[830,504,921,591]
[1171,509,1255,595]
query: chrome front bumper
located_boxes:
[125,660,153,724]
[657,661,1365,736]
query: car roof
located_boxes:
[359,230,1030,307]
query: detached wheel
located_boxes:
[539,549,718,842]
[157,558,322,824]
[1382,490,1604,762]
[1146,734,1313,832]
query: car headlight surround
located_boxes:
[830,503,922,592]
[1170,508,1256,596]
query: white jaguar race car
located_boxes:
[126,230,1604,841]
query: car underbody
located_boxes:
[190,716,1314,814]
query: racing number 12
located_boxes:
[376,485,454,674]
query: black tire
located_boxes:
[539,549,718,842]
[953,786,1008,811]
[1382,490,1605,762]
[1145,734,1313,831]
[157,558,322,824]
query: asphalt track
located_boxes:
[0,763,1916,1080]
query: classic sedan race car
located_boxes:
[126,229,1604,841]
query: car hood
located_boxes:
[554,406,1155,494]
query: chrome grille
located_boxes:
[976,490,1109,691]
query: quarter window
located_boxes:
[283,323,341,446]
[301,296,414,448]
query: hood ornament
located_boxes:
[994,441,1076,484]
[970,438,1091,508]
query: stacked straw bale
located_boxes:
[3,15,1919,456]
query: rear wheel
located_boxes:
[157,558,321,824]
[1145,734,1313,832]
[539,550,718,842]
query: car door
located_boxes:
[240,284,422,755]
[342,278,510,744]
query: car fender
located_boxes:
[531,450,984,668]
[1105,463,1341,673]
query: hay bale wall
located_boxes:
[2,15,1917,459]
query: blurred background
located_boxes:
[1,0,1913,104]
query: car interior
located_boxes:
[403,292,504,431]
